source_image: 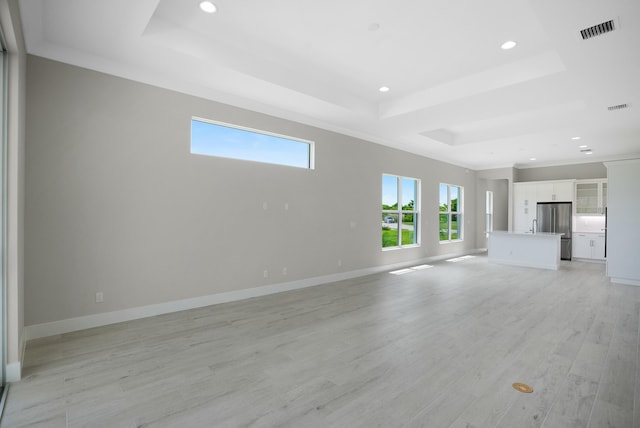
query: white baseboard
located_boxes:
[24,250,484,341]
[5,332,25,382]
[6,362,21,383]
[610,276,640,286]
[573,257,606,264]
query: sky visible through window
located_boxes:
[439,183,448,208]
[439,183,460,210]
[191,119,311,169]
[382,175,416,208]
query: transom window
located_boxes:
[439,183,463,242]
[382,174,420,249]
[191,117,314,169]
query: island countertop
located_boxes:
[490,231,565,237]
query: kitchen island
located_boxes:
[488,231,564,270]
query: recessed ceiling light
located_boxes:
[529,157,536,161]
[379,86,390,93]
[585,150,593,155]
[199,1,217,13]
[579,145,588,148]
[571,136,581,140]
[501,40,517,50]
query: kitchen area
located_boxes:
[488,178,607,269]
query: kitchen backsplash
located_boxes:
[574,215,606,233]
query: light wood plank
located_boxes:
[2,256,639,427]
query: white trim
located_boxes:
[5,331,25,382]
[6,362,20,383]
[610,277,640,286]
[24,251,484,341]
[604,158,640,168]
[572,257,605,264]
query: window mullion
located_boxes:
[448,187,452,241]
[397,177,402,246]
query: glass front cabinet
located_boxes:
[575,179,607,215]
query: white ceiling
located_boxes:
[18,0,640,170]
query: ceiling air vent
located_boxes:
[580,19,615,40]
[608,103,629,111]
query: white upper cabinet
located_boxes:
[575,179,607,215]
[536,180,574,202]
[513,180,575,232]
[513,182,537,232]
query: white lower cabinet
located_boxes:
[573,233,605,261]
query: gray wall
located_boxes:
[475,168,514,245]
[25,56,478,326]
[515,162,606,182]
[489,180,509,231]
[474,179,509,248]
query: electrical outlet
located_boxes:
[282,267,287,276]
[95,292,104,303]
[263,270,268,278]
[338,259,342,267]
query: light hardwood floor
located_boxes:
[3,255,639,427]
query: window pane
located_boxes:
[382,220,399,248]
[439,184,448,211]
[382,174,420,249]
[486,191,493,234]
[382,175,398,210]
[191,119,312,169]
[401,213,418,245]
[382,213,398,224]
[451,213,460,240]
[402,178,417,211]
[439,214,449,241]
[450,186,459,212]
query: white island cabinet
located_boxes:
[488,231,564,270]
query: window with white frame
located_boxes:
[191,117,314,169]
[382,174,420,249]
[439,183,463,242]
[486,190,494,237]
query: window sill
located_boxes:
[382,244,421,251]
[439,239,464,244]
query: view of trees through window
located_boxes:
[382,175,420,248]
[439,183,463,241]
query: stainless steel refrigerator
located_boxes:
[536,202,572,260]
